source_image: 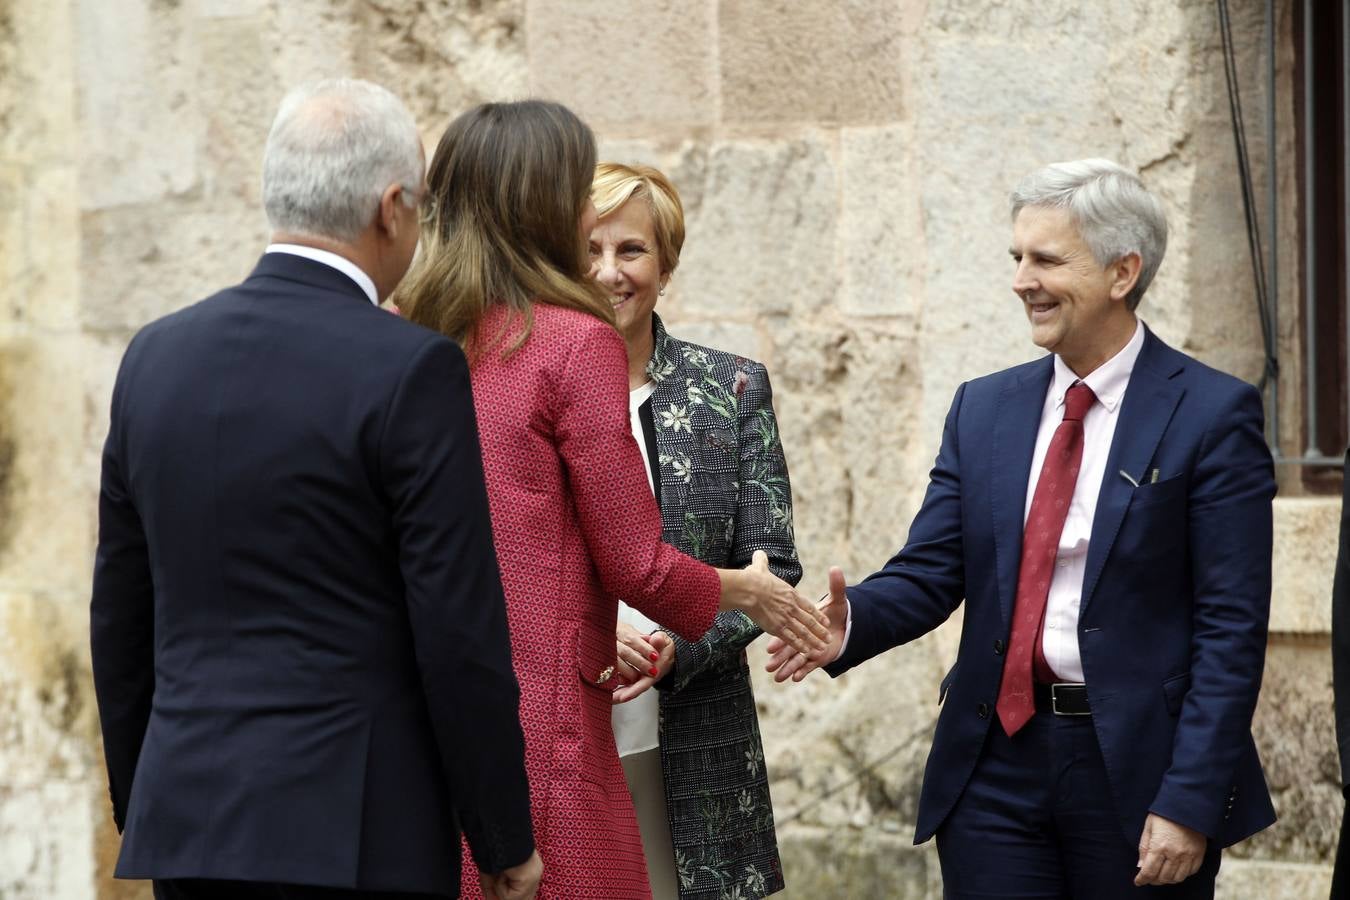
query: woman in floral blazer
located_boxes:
[591,163,801,900]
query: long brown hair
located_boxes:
[394,100,615,358]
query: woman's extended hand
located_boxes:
[718,551,829,658]
[766,566,848,682]
[612,629,674,704]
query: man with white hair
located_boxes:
[91,79,541,900]
[769,159,1275,897]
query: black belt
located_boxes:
[1033,682,1091,716]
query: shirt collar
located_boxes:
[265,243,379,306]
[1050,318,1145,414]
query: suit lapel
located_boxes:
[1079,329,1185,616]
[991,358,1054,627]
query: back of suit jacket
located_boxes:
[90,253,533,893]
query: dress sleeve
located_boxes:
[553,320,720,641]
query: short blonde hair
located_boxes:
[591,162,686,274]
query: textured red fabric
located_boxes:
[995,381,1096,737]
[459,303,720,899]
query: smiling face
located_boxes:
[1010,205,1140,377]
[588,198,667,346]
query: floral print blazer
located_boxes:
[646,314,802,900]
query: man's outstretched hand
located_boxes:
[765,566,847,683]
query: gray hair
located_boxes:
[262,79,423,243]
[1010,158,1168,310]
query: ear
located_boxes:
[378,183,405,240]
[1108,252,1143,303]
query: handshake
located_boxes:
[762,565,849,683]
[612,555,850,704]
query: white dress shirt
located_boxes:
[613,380,662,757]
[265,243,379,306]
[1027,319,1144,682]
[836,320,1146,685]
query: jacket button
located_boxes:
[977,703,990,719]
[994,639,1005,655]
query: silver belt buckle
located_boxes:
[1051,683,1090,716]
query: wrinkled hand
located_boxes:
[765,566,847,683]
[727,551,829,657]
[1135,814,1206,886]
[479,849,543,900]
[612,630,674,704]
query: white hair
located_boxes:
[1010,158,1168,310]
[262,79,422,243]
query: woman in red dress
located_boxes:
[395,101,826,900]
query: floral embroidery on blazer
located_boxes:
[647,314,801,900]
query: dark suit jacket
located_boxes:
[828,326,1276,850]
[645,315,800,899]
[90,253,533,894]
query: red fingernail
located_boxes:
[649,652,659,662]
[648,667,658,676]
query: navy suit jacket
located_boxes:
[828,326,1276,850]
[90,253,533,893]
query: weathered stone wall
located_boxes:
[0,1,1336,897]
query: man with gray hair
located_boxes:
[768,159,1275,897]
[91,79,542,900]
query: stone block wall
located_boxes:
[0,0,1337,897]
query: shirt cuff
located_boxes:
[837,598,853,660]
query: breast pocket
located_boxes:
[1115,474,1188,570]
[1127,474,1186,511]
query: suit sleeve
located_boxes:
[555,323,719,642]
[90,353,156,832]
[1334,450,1350,794]
[1148,383,1275,837]
[826,383,969,675]
[380,336,534,873]
[664,362,801,693]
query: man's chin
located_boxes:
[1027,325,1060,353]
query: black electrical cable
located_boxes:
[1218,0,1279,389]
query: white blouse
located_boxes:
[612,380,663,757]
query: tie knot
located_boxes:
[1063,381,1096,422]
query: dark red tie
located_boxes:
[995,381,1096,737]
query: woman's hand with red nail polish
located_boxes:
[613,630,675,705]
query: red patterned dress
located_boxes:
[459,303,720,899]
